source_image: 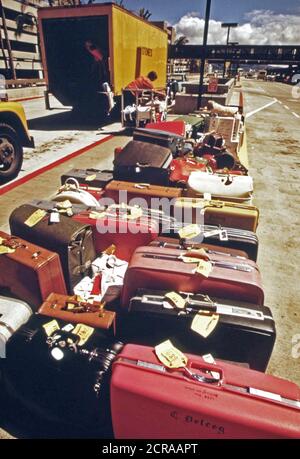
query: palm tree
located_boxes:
[174,35,189,46]
[138,8,152,21]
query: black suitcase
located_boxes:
[117,289,275,371]
[2,314,123,438]
[133,128,185,156]
[161,222,258,262]
[9,204,96,293]
[60,168,113,189]
[113,140,172,185]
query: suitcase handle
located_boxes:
[134,183,150,189]
[186,362,223,385]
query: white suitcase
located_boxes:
[0,295,32,357]
[188,170,253,200]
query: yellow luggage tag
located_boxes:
[164,292,186,310]
[155,340,188,369]
[55,200,73,210]
[85,174,97,182]
[0,237,15,255]
[73,323,94,346]
[194,259,213,278]
[103,244,116,255]
[178,224,201,240]
[24,209,47,227]
[191,313,219,338]
[89,210,107,219]
[43,320,60,337]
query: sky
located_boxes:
[111,0,300,45]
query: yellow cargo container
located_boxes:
[38,3,168,113]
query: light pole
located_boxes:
[221,22,238,77]
[198,0,212,109]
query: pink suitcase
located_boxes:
[73,211,159,261]
[121,245,264,307]
[111,344,300,439]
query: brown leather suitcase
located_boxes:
[0,231,67,310]
[38,293,116,333]
[149,236,249,259]
[174,197,259,232]
[104,181,182,207]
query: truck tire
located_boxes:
[0,123,23,183]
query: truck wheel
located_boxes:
[0,123,23,183]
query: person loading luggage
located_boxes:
[125,71,165,103]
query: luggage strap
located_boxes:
[134,293,268,321]
[119,357,300,411]
[0,321,15,335]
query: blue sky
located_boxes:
[115,0,300,23]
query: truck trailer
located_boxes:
[38,3,168,117]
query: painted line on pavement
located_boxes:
[292,112,300,118]
[283,105,290,110]
[245,98,278,118]
[0,134,113,196]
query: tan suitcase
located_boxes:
[174,197,259,232]
[104,180,182,207]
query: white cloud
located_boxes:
[173,10,300,45]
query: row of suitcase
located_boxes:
[0,122,299,437]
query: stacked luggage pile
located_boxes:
[0,113,300,439]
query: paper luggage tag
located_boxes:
[85,174,97,182]
[56,200,72,210]
[43,320,60,337]
[103,244,116,255]
[127,206,143,220]
[72,323,94,346]
[203,193,212,201]
[164,292,186,309]
[191,313,219,338]
[202,353,220,380]
[0,243,15,255]
[178,224,201,240]
[194,260,213,277]
[155,340,188,369]
[49,211,60,224]
[89,210,107,220]
[24,209,47,227]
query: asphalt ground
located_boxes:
[0,79,300,438]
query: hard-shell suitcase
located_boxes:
[61,168,113,189]
[186,171,253,204]
[169,158,208,185]
[104,180,183,207]
[117,289,275,371]
[0,231,67,309]
[0,295,32,356]
[121,246,264,307]
[149,237,249,260]
[175,114,206,139]
[133,128,184,156]
[3,314,123,437]
[72,210,159,262]
[174,197,259,232]
[146,120,186,137]
[113,140,172,186]
[9,204,96,294]
[111,344,300,439]
[38,293,116,333]
[161,223,259,262]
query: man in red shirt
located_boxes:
[126,71,165,101]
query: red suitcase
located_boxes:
[0,231,67,310]
[121,245,264,307]
[111,344,300,439]
[169,157,208,184]
[146,120,186,137]
[73,210,159,261]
